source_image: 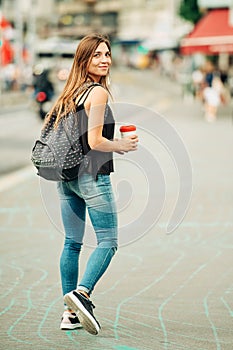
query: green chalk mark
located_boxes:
[114,346,141,350]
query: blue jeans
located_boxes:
[57,174,118,296]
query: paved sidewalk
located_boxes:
[0,69,233,350]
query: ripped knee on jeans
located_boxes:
[111,246,118,255]
[97,240,118,254]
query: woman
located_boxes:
[46,34,138,335]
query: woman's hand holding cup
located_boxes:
[115,125,138,154]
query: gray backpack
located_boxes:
[31,84,98,181]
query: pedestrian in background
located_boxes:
[191,67,204,100]
[202,61,225,122]
[45,33,138,335]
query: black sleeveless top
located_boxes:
[76,85,115,178]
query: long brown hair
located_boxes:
[46,33,111,127]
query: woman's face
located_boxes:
[88,42,111,82]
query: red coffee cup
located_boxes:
[120,125,136,138]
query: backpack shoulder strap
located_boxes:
[76,83,103,106]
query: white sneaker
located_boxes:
[64,291,101,335]
[60,310,82,330]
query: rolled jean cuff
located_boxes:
[77,285,90,295]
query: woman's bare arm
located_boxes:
[87,86,138,153]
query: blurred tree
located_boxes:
[179,0,202,24]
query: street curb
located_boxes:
[0,91,31,113]
[0,103,31,115]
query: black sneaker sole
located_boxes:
[64,293,100,335]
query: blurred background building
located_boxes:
[0,0,186,43]
[0,0,190,78]
[0,0,233,98]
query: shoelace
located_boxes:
[83,297,101,328]
[86,298,95,310]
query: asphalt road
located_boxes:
[0,68,233,350]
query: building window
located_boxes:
[55,0,72,3]
[101,12,118,27]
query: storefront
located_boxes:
[180,9,233,55]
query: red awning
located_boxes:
[180,9,233,54]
